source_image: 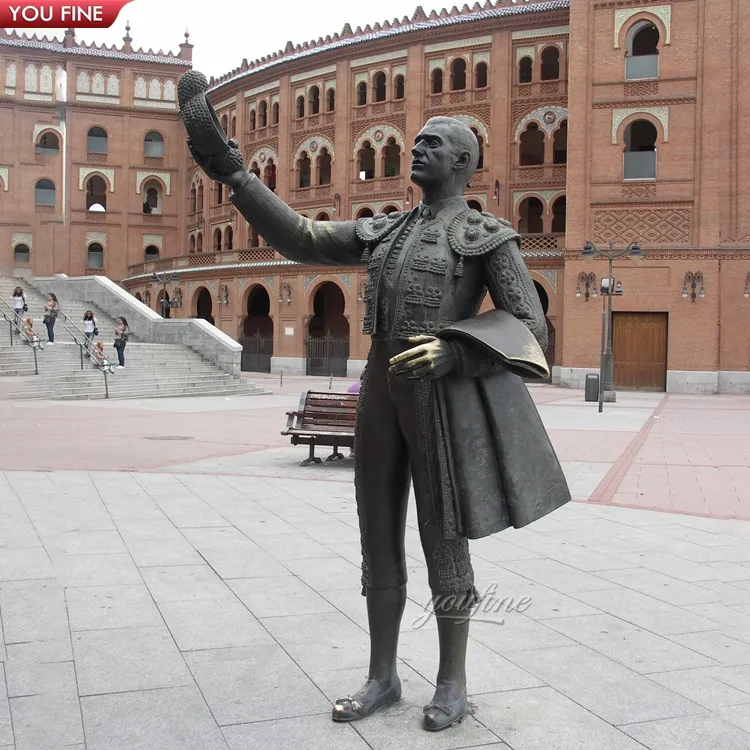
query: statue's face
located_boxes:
[410,122,462,188]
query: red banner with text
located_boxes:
[0,0,134,27]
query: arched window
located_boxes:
[316,212,330,221]
[231,117,236,138]
[224,226,233,250]
[541,47,560,80]
[317,147,332,185]
[383,138,401,177]
[309,86,320,115]
[394,75,405,100]
[626,21,660,80]
[264,159,276,191]
[432,68,443,94]
[450,58,467,91]
[358,141,375,180]
[213,228,222,252]
[144,131,164,158]
[553,120,568,165]
[190,185,196,213]
[357,81,367,106]
[519,197,544,234]
[519,57,533,84]
[144,245,160,260]
[189,235,196,254]
[221,114,228,134]
[551,196,566,233]
[14,244,30,264]
[382,205,398,214]
[520,123,545,166]
[475,62,488,89]
[272,102,279,124]
[250,162,260,178]
[326,88,335,112]
[196,232,203,252]
[36,132,59,155]
[258,100,267,127]
[296,95,305,119]
[471,128,484,170]
[142,179,162,215]
[215,182,223,205]
[35,178,55,206]
[298,151,311,188]
[249,109,256,131]
[197,183,204,210]
[249,225,260,247]
[87,126,107,154]
[623,119,658,179]
[85,175,107,211]
[467,200,482,212]
[87,242,104,269]
[356,207,374,219]
[373,72,386,102]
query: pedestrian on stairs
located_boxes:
[82,310,98,356]
[113,317,130,369]
[43,293,59,344]
[11,286,27,333]
[22,318,44,350]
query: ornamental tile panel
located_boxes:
[614,5,671,48]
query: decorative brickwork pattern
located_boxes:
[593,208,691,244]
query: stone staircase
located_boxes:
[0,277,268,401]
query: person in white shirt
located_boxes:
[82,310,97,356]
[11,286,26,333]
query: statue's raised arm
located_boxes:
[180,71,364,267]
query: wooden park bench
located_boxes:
[282,390,358,466]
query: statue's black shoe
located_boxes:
[331,678,401,722]
[422,696,468,731]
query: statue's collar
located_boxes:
[418,196,467,220]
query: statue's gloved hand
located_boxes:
[388,335,457,381]
[188,138,249,190]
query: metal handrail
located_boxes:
[0,295,43,375]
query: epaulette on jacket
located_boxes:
[448,210,519,257]
[355,211,408,246]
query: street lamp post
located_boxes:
[151,271,181,316]
[582,240,642,411]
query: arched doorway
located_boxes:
[533,280,555,380]
[240,285,274,372]
[157,288,171,318]
[306,281,350,376]
[195,287,214,325]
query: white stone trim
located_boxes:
[136,171,172,195]
[513,189,564,212]
[350,49,407,68]
[12,232,32,248]
[294,136,335,164]
[666,370,717,394]
[78,167,115,192]
[612,106,669,143]
[425,36,492,53]
[133,100,177,109]
[516,45,536,63]
[354,124,406,155]
[143,234,163,250]
[615,5,671,48]
[215,95,236,110]
[247,146,279,168]
[244,80,279,98]
[291,65,336,83]
[0,166,9,191]
[24,93,53,102]
[86,231,107,248]
[718,371,750,394]
[454,114,489,144]
[76,94,120,104]
[514,106,568,141]
[512,25,569,40]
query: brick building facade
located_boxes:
[2,0,750,392]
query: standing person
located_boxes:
[82,310,97,356]
[189,116,569,732]
[43,293,59,344]
[11,286,27,333]
[113,317,129,369]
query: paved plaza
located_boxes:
[0,376,750,749]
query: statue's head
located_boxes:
[410,117,479,193]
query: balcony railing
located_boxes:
[625,55,659,81]
[513,164,567,184]
[126,247,278,278]
[520,234,565,252]
[513,80,568,99]
[623,151,657,180]
[426,88,490,109]
[351,176,404,195]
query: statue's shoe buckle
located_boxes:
[331,682,401,722]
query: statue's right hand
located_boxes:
[188,138,249,190]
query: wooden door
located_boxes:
[613,312,667,391]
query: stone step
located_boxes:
[10,385,267,401]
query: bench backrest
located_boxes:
[301,391,358,432]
